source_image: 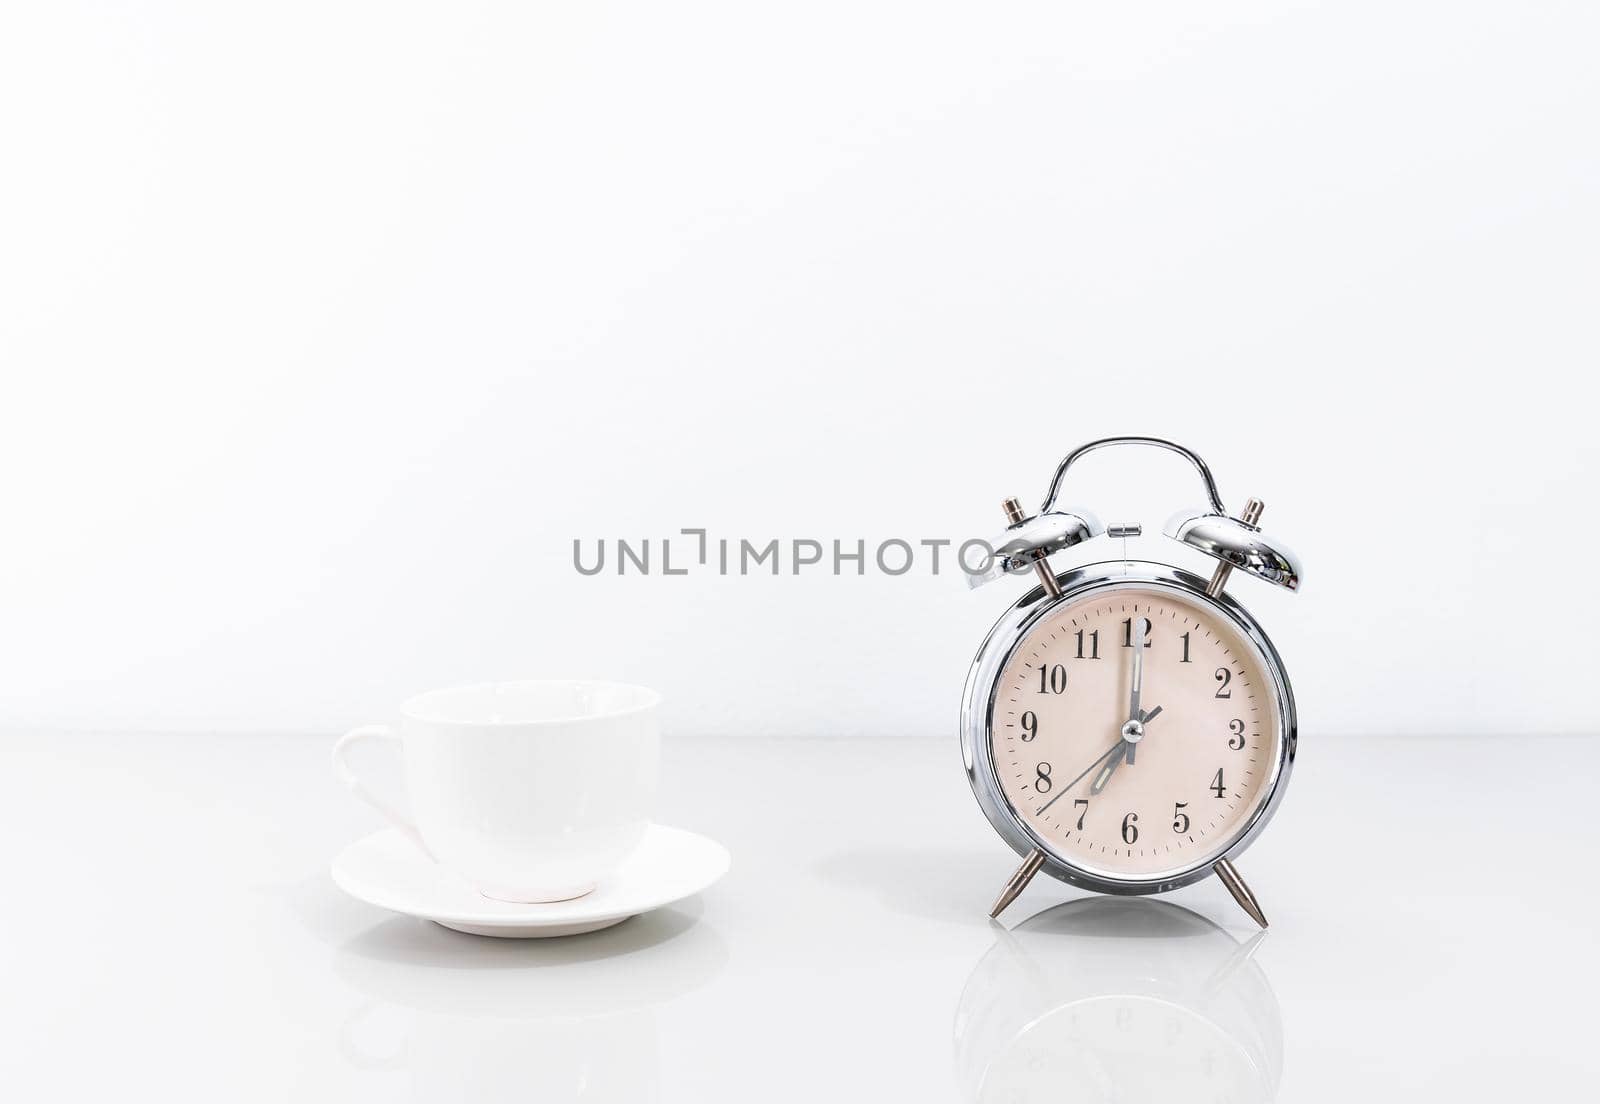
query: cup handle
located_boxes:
[332,724,433,858]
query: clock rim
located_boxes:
[960,561,1298,895]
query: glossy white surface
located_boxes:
[335,680,660,901]
[332,825,730,938]
[2,732,1595,1100]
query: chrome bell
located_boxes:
[1165,503,1302,593]
[967,436,1304,598]
[965,507,1102,589]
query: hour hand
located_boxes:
[1089,743,1127,795]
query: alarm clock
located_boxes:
[960,436,1301,926]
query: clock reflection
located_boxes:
[953,898,1282,1104]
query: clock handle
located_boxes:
[1041,436,1227,516]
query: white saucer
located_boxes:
[331,824,731,938]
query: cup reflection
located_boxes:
[953,898,1282,1103]
[334,905,725,1103]
[341,1002,658,1102]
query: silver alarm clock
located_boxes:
[960,437,1302,925]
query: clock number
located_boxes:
[1227,718,1246,750]
[1074,629,1100,660]
[1020,711,1039,742]
[1036,664,1067,694]
[1210,767,1226,798]
[1214,667,1232,698]
[1034,762,1053,793]
[1121,617,1153,648]
[1180,631,1192,663]
[1172,802,1190,833]
[1121,811,1139,845]
[1073,798,1089,830]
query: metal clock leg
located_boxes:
[1213,858,1268,928]
[989,849,1046,919]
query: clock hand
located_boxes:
[1126,616,1145,765]
[1128,618,1144,718]
[1035,740,1124,816]
[1089,704,1164,795]
[1089,743,1127,795]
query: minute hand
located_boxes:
[1129,621,1144,719]
[1126,616,1145,764]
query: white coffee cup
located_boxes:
[333,680,660,902]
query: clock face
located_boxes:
[988,585,1285,881]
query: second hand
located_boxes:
[1035,740,1125,816]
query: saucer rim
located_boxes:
[331,822,730,930]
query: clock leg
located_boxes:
[1213,858,1268,928]
[989,849,1046,919]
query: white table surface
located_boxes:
[3,732,1594,1101]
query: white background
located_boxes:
[3,1,1596,739]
